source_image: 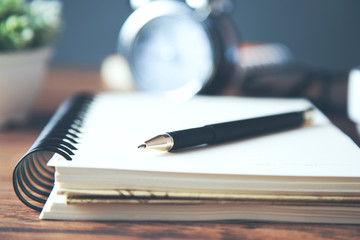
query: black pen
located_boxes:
[138,108,314,152]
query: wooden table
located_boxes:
[1,68,360,239]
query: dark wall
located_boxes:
[53,0,360,70]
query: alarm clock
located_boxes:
[118,0,239,99]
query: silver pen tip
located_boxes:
[138,144,146,149]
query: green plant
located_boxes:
[0,0,61,52]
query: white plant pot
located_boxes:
[348,67,360,134]
[0,47,52,127]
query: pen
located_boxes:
[138,108,315,152]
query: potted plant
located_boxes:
[0,0,61,127]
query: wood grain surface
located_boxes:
[1,68,359,240]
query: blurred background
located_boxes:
[53,0,360,70]
[1,0,360,135]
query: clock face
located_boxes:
[129,15,214,99]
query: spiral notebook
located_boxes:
[13,93,360,223]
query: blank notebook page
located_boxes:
[48,93,360,177]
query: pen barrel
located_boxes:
[207,111,305,143]
[169,111,305,151]
[169,127,215,151]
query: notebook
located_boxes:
[13,92,360,223]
